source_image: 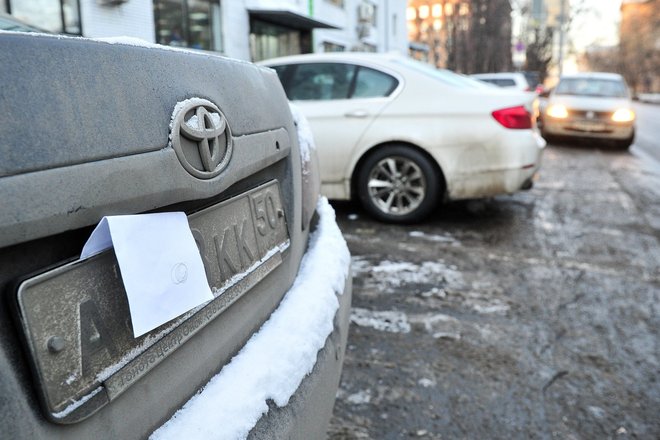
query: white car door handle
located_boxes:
[344,110,369,118]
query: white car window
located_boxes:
[287,63,356,100]
[494,79,517,87]
[352,67,398,98]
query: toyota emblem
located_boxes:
[170,99,232,179]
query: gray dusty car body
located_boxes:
[0,33,351,439]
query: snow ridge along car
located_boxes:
[261,52,546,223]
[0,33,351,439]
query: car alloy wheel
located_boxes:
[368,156,425,215]
[357,145,440,223]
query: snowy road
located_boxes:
[328,143,660,439]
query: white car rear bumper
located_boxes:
[447,131,545,200]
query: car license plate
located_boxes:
[571,121,607,132]
[14,181,289,424]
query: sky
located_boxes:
[569,0,622,51]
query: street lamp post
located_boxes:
[557,0,566,75]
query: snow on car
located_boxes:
[0,32,351,439]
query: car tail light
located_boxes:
[491,106,532,129]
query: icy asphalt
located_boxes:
[328,142,660,439]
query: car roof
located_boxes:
[259,51,406,67]
[559,72,625,81]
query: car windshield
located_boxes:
[395,58,488,89]
[555,78,628,98]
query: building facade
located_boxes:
[620,0,659,93]
[2,0,407,61]
[530,0,563,27]
[406,0,512,74]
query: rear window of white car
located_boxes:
[395,58,485,89]
[481,78,517,87]
[353,67,397,98]
[555,78,628,98]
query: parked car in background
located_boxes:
[541,72,636,149]
[261,53,545,223]
[470,72,534,92]
[0,32,351,439]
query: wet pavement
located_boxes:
[327,143,660,439]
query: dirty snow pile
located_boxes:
[150,197,350,440]
[350,307,411,333]
[352,258,465,292]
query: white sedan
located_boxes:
[261,52,546,223]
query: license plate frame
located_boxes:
[14,180,289,424]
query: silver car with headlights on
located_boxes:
[542,72,636,149]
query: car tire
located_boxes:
[356,145,440,223]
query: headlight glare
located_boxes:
[611,108,635,123]
[546,104,568,119]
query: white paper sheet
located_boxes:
[81,212,214,337]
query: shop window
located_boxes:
[325,0,344,8]
[154,0,222,51]
[361,42,377,52]
[249,19,311,62]
[7,0,80,34]
[322,41,345,52]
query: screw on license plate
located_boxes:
[47,336,65,354]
